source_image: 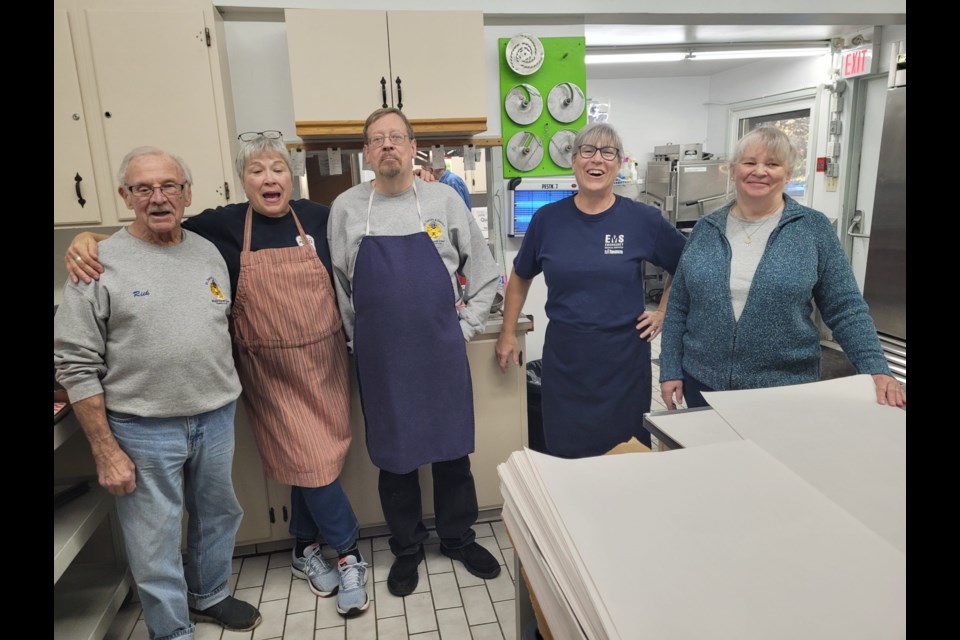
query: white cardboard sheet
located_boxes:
[703,375,906,552]
[645,408,740,448]
[527,441,906,639]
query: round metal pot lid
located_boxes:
[504,84,543,126]
[506,131,544,172]
[548,129,578,169]
[547,83,586,123]
[505,34,545,76]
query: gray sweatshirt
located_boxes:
[54,228,241,417]
[328,180,500,346]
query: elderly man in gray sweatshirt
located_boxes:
[54,147,261,640]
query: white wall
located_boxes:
[222,17,297,137]
[587,76,712,166]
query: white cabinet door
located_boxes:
[85,8,231,220]
[54,10,102,226]
[385,11,485,122]
[286,9,391,124]
[286,9,486,138]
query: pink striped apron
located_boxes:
[230,204,351,486]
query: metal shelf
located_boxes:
[54,483,111,583]
[54,564,131,640]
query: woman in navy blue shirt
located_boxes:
[495,123,686,457]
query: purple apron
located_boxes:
[352,183,474,474]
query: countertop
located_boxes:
[474,313,534,340]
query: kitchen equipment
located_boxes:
[547,82,585,123]
[506,176,579,237]
[506,131,544,172]
[504,84,544,125]
[505,34,545,76]
[548,129,577,168]
[643,143,729,228]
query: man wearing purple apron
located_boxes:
[328,108,502,597]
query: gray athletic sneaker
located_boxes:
[336,554,370,616]
[291,543,339,597]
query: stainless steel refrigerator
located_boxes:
[861,84,906,381]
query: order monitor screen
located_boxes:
[508,177,578,237]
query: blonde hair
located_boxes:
[729,126,798,178]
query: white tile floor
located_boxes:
[106,330,668,640]
[107,519,518,640]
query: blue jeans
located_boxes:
[288,481,360,552]
[109,401,243,640]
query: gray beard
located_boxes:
[379,164,401,179]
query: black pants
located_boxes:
[378,455,478,557]
[683,370,715,408]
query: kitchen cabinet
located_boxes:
[53,0,239,228]
[54,414,131,640]
[285,9,487,139]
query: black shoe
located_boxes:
[189,595,262,631]
[387,546,424,597]
[441,541,501,579]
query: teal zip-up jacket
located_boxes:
[659,196,892,391]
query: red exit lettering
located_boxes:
[844,49,865,76]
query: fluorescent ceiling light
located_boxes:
[691,48,828,60]
[585,43,829,64]
[586,52,687,64]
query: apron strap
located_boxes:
[243,202,306,252]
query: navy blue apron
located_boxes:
[541,321,652,457]
[351,183,474,474]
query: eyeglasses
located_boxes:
[367,133,409,148]
[238,130,283,142]
[126,182,186,198]
[578,144,620,161]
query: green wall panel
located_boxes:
[499,36,586,178]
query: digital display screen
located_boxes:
[512,189,577,235]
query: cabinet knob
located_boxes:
[104,111,112,118]
[72,113,80,121]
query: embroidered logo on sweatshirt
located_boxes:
[132,290,150,298]
[207,277,228,304]
[425,219,445,247]
[604,234,624,255]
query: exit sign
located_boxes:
[841,45,875,79]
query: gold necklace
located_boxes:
[729,208,778,244]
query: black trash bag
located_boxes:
[526,360,547,453]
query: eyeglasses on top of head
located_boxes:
[126,182,186,198]
[578,144,620,161]
[238,130,283,142]
[367,133,409,148]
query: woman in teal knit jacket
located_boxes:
[659,126,905,409]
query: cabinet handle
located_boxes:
[269,507,276,524]
[395,77,403,110]
[74,173,86,208]
[380,77,388,109]
[282,506,289,522]
[519,349,523,366]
